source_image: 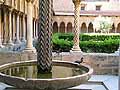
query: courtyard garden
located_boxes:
[52,33,120,53]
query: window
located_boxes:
[96,6,101,11]
[81,6,85,10]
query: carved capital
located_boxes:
[72,0,81,5]
[26,0,35,3]
[0,0,4,4]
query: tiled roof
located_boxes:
[53,0,74,12]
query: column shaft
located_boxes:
[15,13,20,44]
[72,1,81,51]
[3,9,7,44]
[0,6,3,47]
[8,10,13,45]
[13,13,16,42]
[25,1,35,52]
[36,21,38,38]
[33,19,36,39]
[22,15,26,42]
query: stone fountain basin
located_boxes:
[0,60,93,90]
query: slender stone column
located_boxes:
[12,13,16,43]
[72,0,81,51]
[22,14,26,42]
[8,9,13,45]
[24,0,35,52]
[3,8,7,45]
[15,12,21,44]
[0,5,3,47]
[35,20,38,38]
[33,19,36,39]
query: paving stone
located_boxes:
[69,84,106,90]
[103,76,118,90]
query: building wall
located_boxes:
[53,15,120,33]
[81,1,120,11]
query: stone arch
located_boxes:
[88,22,94,33]
[59,22,65,33]
[110,23,115,33]
[67,22,72,33]
[53,22,58,33]
[117,23,120,33]
[81,22,87,33]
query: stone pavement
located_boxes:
[0,75,118,90]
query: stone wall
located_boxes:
[0,52,119,75]
[83,53,119,75]
[0,52,37,65]
[53,52,119,75]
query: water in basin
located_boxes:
[0,64,87,79]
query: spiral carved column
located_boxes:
[37,0,53,73]
[72,0,81,52]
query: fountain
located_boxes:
[0,0,93,90]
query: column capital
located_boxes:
[12,9,19,14]
[0,0,3,4]
[72,0,81,5]
[8,8,13,13]
[26,0,35,3]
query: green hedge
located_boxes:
[59,33,120,41]
[52,33,120,53]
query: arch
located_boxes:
[53,22,58,33]
[110,24,115,33]
[88,22,94,33]
[117,23,120,33]
[59,22,65,33]
[81,22,87,33]
[67,22,72,33]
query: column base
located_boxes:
[24,47,36,53]
[21,38,26,43]
[69,50,83,62]
[115,47,120,55]
[14,39,21,44]
[0,45,4,48]
[71,46,81,52]
[7,41,14,46]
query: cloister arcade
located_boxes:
[0,0,39,49]
[53,17,120,33]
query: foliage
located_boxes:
[52,33,120,53]
[94,16,113,33]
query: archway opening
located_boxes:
[88,22,94,33]
[117,23,120,33]
[110,24,115,33]
[81,23,87,33]
[60,22,65,33]
[67,22,72,33]
[53,22,58,33]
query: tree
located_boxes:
[94,15,113,33]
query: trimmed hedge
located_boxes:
[52,33,120,53]
[59,33,120,41]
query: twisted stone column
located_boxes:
[37,0,52,73]
[72,0,81,52]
